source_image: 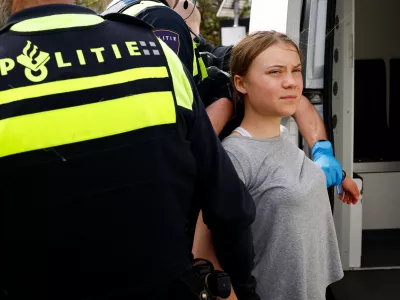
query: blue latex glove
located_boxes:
[312,140,343,187]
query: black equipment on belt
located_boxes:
[192,258,231,299]
[171,258,231,300]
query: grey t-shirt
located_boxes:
[222,130,343,300]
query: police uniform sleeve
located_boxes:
[136,6,194,75]
[196,35,233,72]
[184,66,256,287]
[161,38,256,289]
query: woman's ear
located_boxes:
[233,75,248,95]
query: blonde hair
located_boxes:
[230,31,302,104]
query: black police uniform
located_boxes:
[195,35,234,75]
[0,4,256,299]
[103,0,214,109]
[104,0,195,77]
[193,36,244,140]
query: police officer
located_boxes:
[102,0,233,136]
[104,0,202,82]
[0,1,259,299]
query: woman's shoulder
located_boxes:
[221,134,252,156]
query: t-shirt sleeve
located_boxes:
[225,150,247,185]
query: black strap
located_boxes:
[102,12,153,29]
[0,20,18,33]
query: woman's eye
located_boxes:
[293,69,302,73]
[270,70,281,74]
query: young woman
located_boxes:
[222,31,360,300]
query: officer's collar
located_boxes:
[4,4,97,29]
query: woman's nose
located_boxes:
[282,73,297,88]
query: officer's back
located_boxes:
[0,2,256,299]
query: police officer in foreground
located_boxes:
[0,1,259,299]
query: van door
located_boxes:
[330,0,360,269]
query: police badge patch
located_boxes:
[154,30,180,54]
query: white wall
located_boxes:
[361,173,400,230]
[355,0,400,230]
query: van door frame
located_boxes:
[331,0,361,270]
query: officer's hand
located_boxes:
[312,140,343,187]
[206,66,233,101]
[195,34,215,53]
[200,51,219,69]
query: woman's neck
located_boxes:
[240,105,282,139]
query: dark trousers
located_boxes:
[326,285,337,300]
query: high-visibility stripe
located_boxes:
[123,1,165,16]
[199,56,208,80]
[193,42,208,82]
[193,48,199,78]
[10,14,104,32]
[0,67,169,105]
[0,91,176,158]
[158,40,193,111]
[0,77,172,121]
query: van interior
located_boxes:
[353,0,400,268]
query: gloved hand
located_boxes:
[232,275,261,300]
[200,51,220,70]
[198,66,233,107]
[194,34,215,53]
[312,140,343,187]
[195,34,233,72]
[207,66,233,100]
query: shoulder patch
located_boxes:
[154,29,180,55]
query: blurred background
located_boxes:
[0,0,251,45]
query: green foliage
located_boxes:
[0,0,252,46]
[75,0,111,12]
[240,0,251,18]
[197,0,225,46]
[197,0,250,46]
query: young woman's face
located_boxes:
[238,43,303,117]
